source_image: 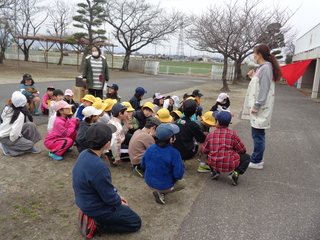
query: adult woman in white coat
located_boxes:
[242,44,282,170]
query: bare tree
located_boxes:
[46,0,74,65]
[186,2,242,91]
[228,0,274,84]
[186,0,294,90]
[0,9,13,63]
[11,0,48,61]
[0,0,14,8]
[103,0,183,71]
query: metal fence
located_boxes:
[4,53,123,69]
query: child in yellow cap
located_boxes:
[133,102,154,129]
[122,102,139,134]
[170,110,182,123]
[75,94,95,121]
[155,109,172,123]
[198,111,215,135]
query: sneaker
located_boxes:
[197,164,211,173]
[106,155,117,167]
[33,109,39,115]
[66,147,73,152]
[27,147,41,154]
[153,191,165,204]
[133,165,144,178]
[211,170,221,180]
[248,162,264,170]
[48,152,63,161]
[229,171,239,186]
[1,144,10,156]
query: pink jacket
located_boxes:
[44,116,77,147]
[41,93,53,112]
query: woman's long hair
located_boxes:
[254,44,282,81]
[106,90,118,100]
[9,104,23,124]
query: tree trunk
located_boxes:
[24,51,29,62]
[58,43,64,65]
[121,50,131,71]
[232,59,243,84]
[220,55,230,91]
[0,52,4,64]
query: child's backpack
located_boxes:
[78,210,100,239]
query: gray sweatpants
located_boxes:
[0,122,42,156]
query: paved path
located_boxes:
[0,74,209,125]
[175,83,320,240]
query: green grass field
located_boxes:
[159,61,215,69]
[158,60,219,74]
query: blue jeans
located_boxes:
[94,205,141,233]
[251,127,265,163]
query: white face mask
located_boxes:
[92,52,99,57]
[253,54,259,64]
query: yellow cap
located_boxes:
[172,110,182,118]
[186,96,195,101]
[81,94,95,103]
[201,111,215,126]
[142,102,154,113]
[122,101,135,112]
[186,96,199,104]
[103,98,117,111]
[92,100,108,111]
[155,109,173,123]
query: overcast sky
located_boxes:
[65,0,320,55]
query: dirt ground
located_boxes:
[0,60,248,239]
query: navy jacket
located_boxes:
[72,149,121,217]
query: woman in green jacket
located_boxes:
[82,46,109,99]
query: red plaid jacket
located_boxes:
[201,126,246,172]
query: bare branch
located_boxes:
[104,0,184,70]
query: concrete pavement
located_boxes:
[0,74,209,126]
[175,83,320,240]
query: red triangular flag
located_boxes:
[281,59,313,86]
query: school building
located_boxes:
[293,23,320,99]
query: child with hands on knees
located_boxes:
[44,101,79,161]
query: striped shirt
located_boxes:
[90,58,103,90]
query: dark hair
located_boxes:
[53,89,64,97]
[254,44,282,81]
[153,98,162,107]
[56,109,71,118]
[170,111,180,121]
[106,90,118,100]
[142,107,153,113]
[112,108,126,117]
[84,115,95,123]
[183,101,197,118]
[183,93,190,100]
[145,121,156,128]
[9,104,23,124]
[20,78,35,86]
[155,135,174,148]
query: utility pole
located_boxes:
[176,21,184,59]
